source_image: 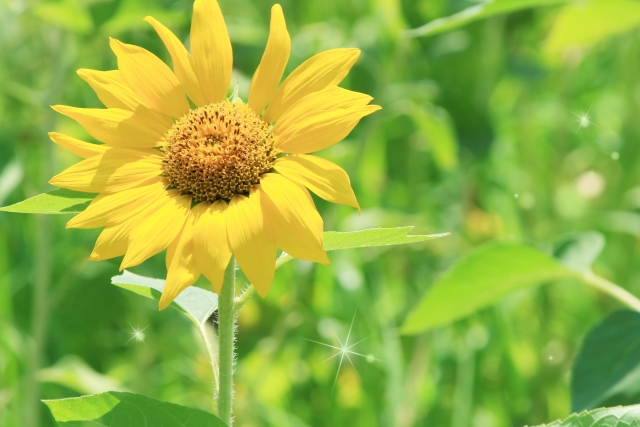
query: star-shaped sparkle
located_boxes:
[572,107,595,132]
[126,322,149,346]
[305,312,381,391]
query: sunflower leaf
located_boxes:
[526,404,640,426]
[0,189,94,214]
[43,391,227,426]
[111,270,217,327]
[571,310,640,412]
[276,227,449,268]
[404,0,567,38]
[401,242,578,334]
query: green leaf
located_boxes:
[571,311,640,412]
[111,274,219,391]
[0,159,24,206]
[38,355,126,395]
[543,0,640,62]
[0,189,94,214]
[276,227,449,268]
[411,104,459,171]
[111,271,217,328]
[405,0,567,38]
[401,243,577,334]
[43,391,227,426]
[553,232,605,274]
[527,404,640,426]
[34,0,93,34]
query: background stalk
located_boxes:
[217,257,236,426]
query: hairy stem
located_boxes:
[234,285,255,314]
[583,272,640,312]
[218,258,236,425]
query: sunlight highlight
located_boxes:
[306,312,381,391]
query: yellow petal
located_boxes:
[226,188,276,297]
[273,155,359,211]
[192,201,232,293]
[51,105,168,148]
[49,132,108,158]
[76,69,174,129]
[121,190,192,269]
[49,147,163,193]
[248,5,290,115]
[272,86,372,136]
[144,16,208,107]
[159,214,202,310]
[190,0,233,104]
[77,69,139,111]
[260,173,328,264]
[89,220,137,261]
[275,105,381,154]
[110,38,190,118]
[264,48,360,123]
[66,178,167,229]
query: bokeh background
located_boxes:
[2,0,640,425]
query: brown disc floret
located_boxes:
[163,101,279,202]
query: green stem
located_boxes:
[218,257,236,426]
[234,285,255,314]
[583,272,640,312]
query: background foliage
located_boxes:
[3,0,640,425]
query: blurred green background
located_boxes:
[3,0,640,425]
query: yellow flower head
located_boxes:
[49,0,380,308]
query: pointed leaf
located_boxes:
[527,404,640,426]
[0,189,94,214]
[405,0,567,38]
[402,243,578,334]
[276,227,449,268]
[43,391,227,426]
[111,270,217,328]
[571,310,640,412]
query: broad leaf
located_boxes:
[0,189,93,214]
[543,0,640,62]
[44,391,226,426]
[571,311,640,412]
[401,243,578,334]
[528,404,640,426]
[111,270,217,327]
[405,0,566,38]
[276,227,449,268]
[553,232,605,274]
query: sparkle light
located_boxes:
[572,107,595,132]
[126,322,149,346]
[306,312,382,391]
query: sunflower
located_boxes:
[49,0,380,309]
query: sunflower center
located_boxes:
[163,101,279,202]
